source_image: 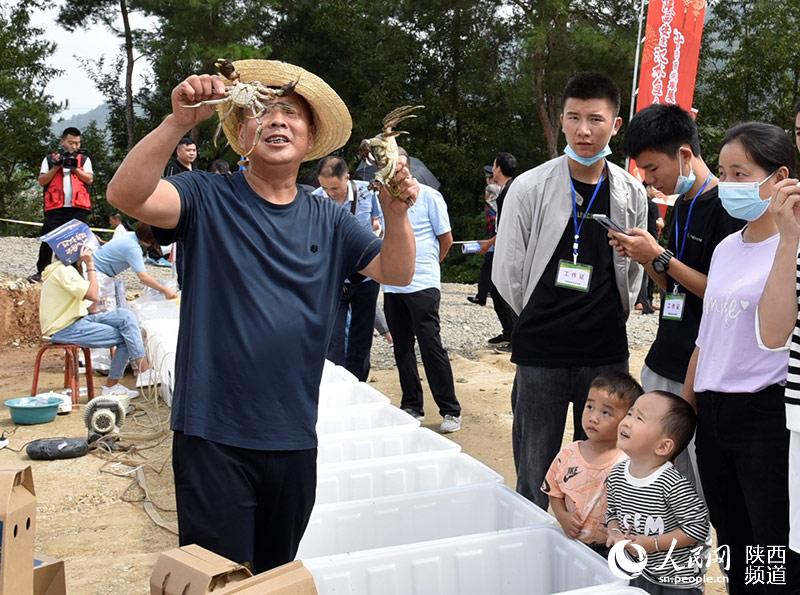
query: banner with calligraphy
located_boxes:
[629,0,707,186]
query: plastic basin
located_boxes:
[4,396,62,425]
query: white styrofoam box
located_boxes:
[316,402,419,436]
[315,451,503,505]
[321,360,358,385]
[318,382,389,408]
[298,483,555,559]
[304,525,624,595]
[317,426,460,465]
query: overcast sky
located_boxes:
[29,6,154,118]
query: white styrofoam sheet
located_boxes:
[318,382,389,408]
[304,525,624,595]
[315,451,503,505]
[298,482,555,559]
[316,402,419,436]
[317,426,460,465]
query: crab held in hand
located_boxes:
[187,59,299,156]
[358,105,424,206]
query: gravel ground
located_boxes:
[0,235,660,370]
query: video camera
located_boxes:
[57,148,86,169]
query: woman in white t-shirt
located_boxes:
[756,104,800,561]
[683,122,800,591]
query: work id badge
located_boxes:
[556,260,592,292]
[662,292,686,321]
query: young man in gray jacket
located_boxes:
[492,73,647,509]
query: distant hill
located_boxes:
[51,104,110,136]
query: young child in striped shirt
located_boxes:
[541,372,643,554]
[606,391,710,594]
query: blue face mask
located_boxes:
[718,171,776,221]
[674,151,696,195]
[564,144,612,167]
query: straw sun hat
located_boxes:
[216,59,352,162]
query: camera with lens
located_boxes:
[58,148,84,169]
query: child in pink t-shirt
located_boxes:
[541,372,643,551]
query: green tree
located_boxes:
[695,0,800,161]
[58,0,141,151]
[134,0,278,166]
[79,120,116,227]
[509,0,639,159]
[0,0,62,227]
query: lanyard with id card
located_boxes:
[663,175,712,321]
[556,173,607,293]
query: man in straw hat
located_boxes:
[107,59,417,572]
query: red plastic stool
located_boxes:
[31,343,95,405]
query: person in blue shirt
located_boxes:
[106,59,417,574]
[383,147,462,433]
[92,223,178,301]
[313,155,383,381]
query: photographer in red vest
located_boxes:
[29,127,94,282]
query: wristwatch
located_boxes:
[652,249,674,274]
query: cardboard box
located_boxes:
[220,561,316,594]
[151,545,317,595]
[150,544,253,594]
[34,553,66,595]
[0,466,37,595]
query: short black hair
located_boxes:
[109,212,122,221]
[624,104,701,159]
[723,122,797,178]
[795,99,800,116]
[316,155,348,178]
[590,372,643,408]
[208,159,231,174]
[649,391,696,460]
[62,127,81,138]
[176,136,195,147]
[561,73,621,116]
[494,152,517,177]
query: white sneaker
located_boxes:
[102,384,139,399]
[439,415,461,433]
[136,369,159,388]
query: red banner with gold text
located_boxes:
[630,0,707,182]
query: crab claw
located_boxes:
[382,105,424,132]
[275,78,300,97]
[358,139,375,163]
[215,59,238,81]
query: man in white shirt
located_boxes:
[30,127,94,282]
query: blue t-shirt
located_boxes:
[93,232,146,277]
[383,184,451,293]
[153,172,382,450]
[312,179,383,232]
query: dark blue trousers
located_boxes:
[327,279,380,381]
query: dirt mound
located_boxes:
[0,276,41,345]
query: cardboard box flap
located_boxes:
[220,561,317,594]
[34,553,67,595]
[0,465,37,595]
[150,545,253,595]
[0,466,36,505]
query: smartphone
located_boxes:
[593,214,629,235]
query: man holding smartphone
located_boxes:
[609,103,742,498]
